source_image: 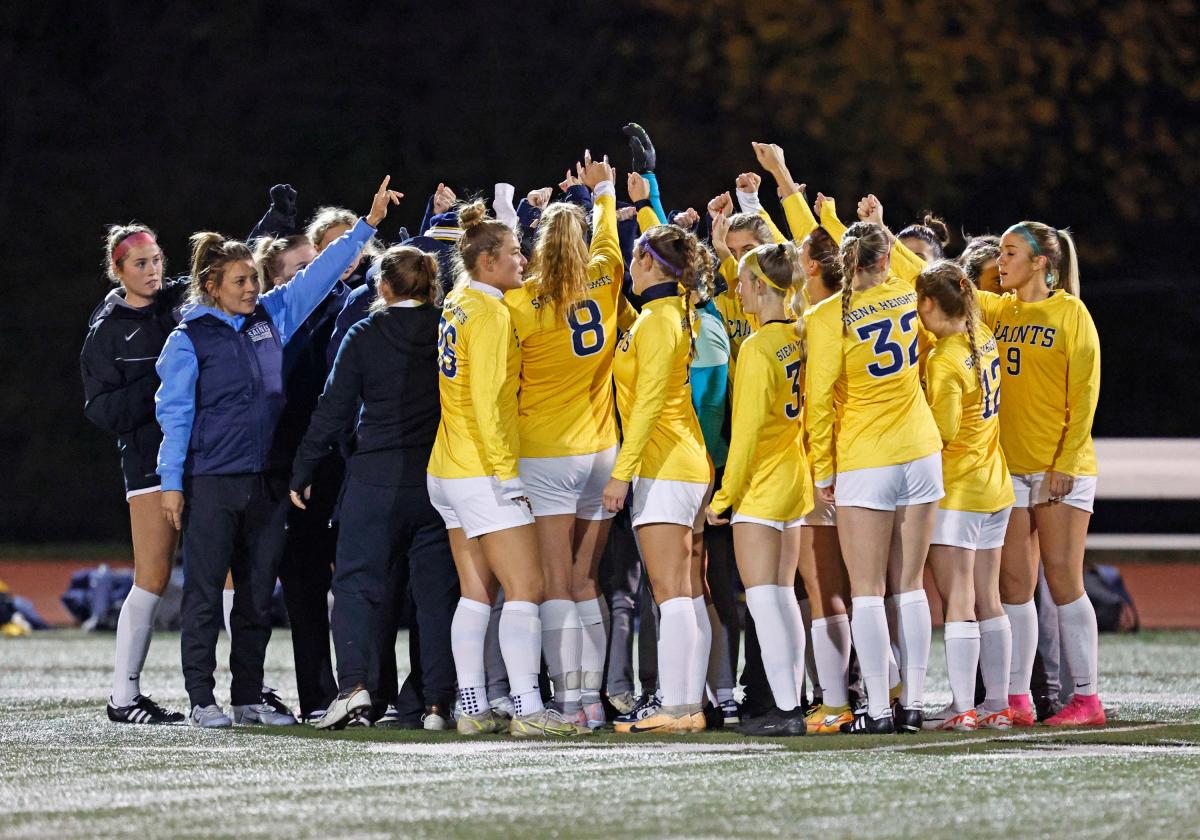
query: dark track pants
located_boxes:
[181,473,289,708]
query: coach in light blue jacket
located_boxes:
[154,176,401,729]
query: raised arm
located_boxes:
[624,123,666,224]
[734,171,787,244]
[752,142,817,243]
[248,183,298,242]
[580,153,623,289]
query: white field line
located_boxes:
[856,723,1168,753]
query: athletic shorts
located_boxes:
[126,485,161,501]
[427,474,535,539]
[834,452,944,512]
[730,512,805,531]
[520,445,618,521]
[932,506,1013,550]
[798,496,837,528]
[630,477,708,529]
[1010,472,1097,513]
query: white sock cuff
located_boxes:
[458,597,493,617]
[944,620,981,640]
[691,595,707,611]
[504,599,540,617]
[127,585,161,606]
[898,589,929,607]
[979,615,1011,633]
[746,585,776,606]
[852,595,885,611]
[660,596,693,617]
[775,585,798,604]
[1058,592,1092,612]
[821,613,849,628]
[576,597,604,624]
[1002,599,1036,613]
[539,598,579,630]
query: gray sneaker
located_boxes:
[190,704,232,729]
[232,702,297,726]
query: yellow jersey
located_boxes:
[611,289,711,483]
[975,290,1100,476]
[427,283,521,481]
[924,328,1015,513]
[506,188,624,457]
[804,276,941,483]
[711,321,813,521]
[713,258,759,367]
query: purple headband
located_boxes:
[635,234,683,277]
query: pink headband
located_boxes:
[111,232,157,266]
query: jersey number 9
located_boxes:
[438,318,458,378]
[855,311,919,378]
[568,300,605,357]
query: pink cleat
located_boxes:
[1044,694,1106,727]
[1008,694,1035,727]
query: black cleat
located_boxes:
[894,706,924,733]
[738,707,807,737]
[702,702,725,731]
[107,694,186,725]
[261,684,296,719]
[1034,694,1064,723]
[842,708,896,734]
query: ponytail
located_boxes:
[527,202,589,321]
[372,245,443,312]
[188,231,253,305]
[1056,229,1080,298]
[916,260,984,390]
[837,222,890,334]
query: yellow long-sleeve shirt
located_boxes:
[611,291,711,483]
[804,277,941,483]
[924,328,1015,513]
[711,321,813,521]
[506,188,624,457]
[427,284,522,481]
[713,255,759,366]
[975,289,1100,476]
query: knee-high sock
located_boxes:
[484,593,508,703]
[1003,600,1038,697]
[885,594,902,689]
[222,588,235,637]
[811,614,851,708]
[850,596,890,718]
[897,589,931,710]
[1057,594,1099,697]
[688,596,712,706]
[112,585,160,706]
[745,585,798,711]
[450,598,491,715]
[499,600,544,717]
[777,587,807,706]
[706,602,734,703]
[540,599,582,712]
[944,621,981,713]
[576,597,607,705]
[979,615,1012,713]
[657,597,698,708]
[799,597,818,701]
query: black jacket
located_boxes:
[291,302,441,490]
[80,279,188,493]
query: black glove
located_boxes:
[623,123,656,173]
[269,183,298,218]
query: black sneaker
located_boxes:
[738,707,807,737]
[1033,694,1064,723]
[702,702,725,731]
[107,695,186,725]
[894,706,924,733]
[261,685,296,719]
[841,708,895,734]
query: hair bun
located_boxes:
[923,214,951,247]
[457,200,489,229]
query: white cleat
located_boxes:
[314,686,372,730]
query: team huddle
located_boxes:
[81,123,1103,738]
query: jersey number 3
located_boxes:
[855,311,919,378]
[784,360,802,419]
[568,300,605,357]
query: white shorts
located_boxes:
[427,475,535,539]
[835,452,944,512]
[932,506,1013,550]
[730,512,805,531]
[520,445,618,521]
[798,496,837,527]
[1010,472,1097,513]
[630,477,708,529]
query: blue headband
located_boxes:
[635,234,683,277]
[1006,224,1041,256]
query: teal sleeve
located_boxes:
[690,363,729,468]
[643,172,668,225]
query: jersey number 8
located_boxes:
[855,311,919,378]
[438,318,458,378]
[568,300,605,357]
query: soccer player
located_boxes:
[604,224,713,735]
[915,261,1015,731]
[428,200,576,738]
[706,242,813,737]
[806,220,944,734]
[81,224,188,725]
[506,150,624,732]
[156,176,397,728]
[980,222,1104,727]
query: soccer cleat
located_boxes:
[583,700,607,730]
[489,696,516,720]
[805,703,854,735]
[373,705,405,729]
[607,691,637,715]
[300,710,327,725]
[614,705,691,735]
[1034,693,1064,723]
[456,709,505,736]
[561,707,595,735]
[1008,694,1036,727]
[422,705,449,731]
[718,698,741,726]
[922,705,978,732]
[738,707,806,737]
[842,708,896,734]
[233,702,298,726]
[190,704,232,729]
[894,706,924,733]
[261,684,295,719]
[107,695,185,725]
[614,693,661,728]
[509,708,580,738]
[690,706,710,733]
[1043,694,1107,727]
[314,686,371,730]
[976,706,1013,730]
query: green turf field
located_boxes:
[2,630,1198,839]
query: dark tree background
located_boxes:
[2,0,1196,541]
